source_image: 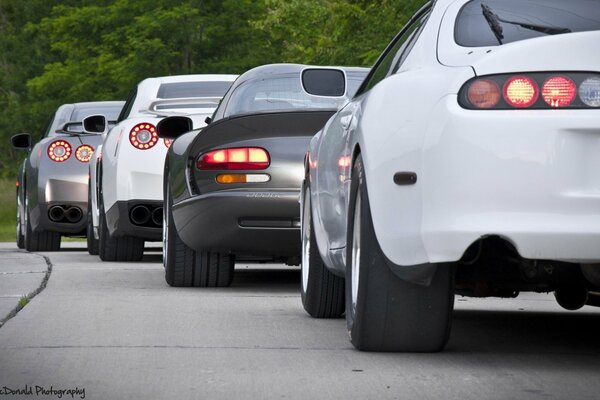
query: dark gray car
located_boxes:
[159,64,368,287]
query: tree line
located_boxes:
[0,0,425,177]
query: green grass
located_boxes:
[0,178,16,242]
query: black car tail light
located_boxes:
[196,147,270,170]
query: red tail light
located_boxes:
[460,72,600,110]
[164,139,172,148]
[467,79,501,109]
[48,140,72,162]
[503,76,538,108]
[129,123,158,150]
[75,145,94,162]
[542,76,576,108]
[197,147,270,170]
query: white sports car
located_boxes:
[89,74,237,261]
[301,0,600,352]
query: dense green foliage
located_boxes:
[0,0,426,178]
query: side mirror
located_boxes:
[11,133,32,150]
[82,115,107,134]
[204,116,212,125]
[301,68,346,97]
[157,116,193,140]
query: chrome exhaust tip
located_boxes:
[130,205,151,225]
[48,206,65,222]
[65,206,83,223]
[151,207,163,227]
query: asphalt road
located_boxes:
[1,242,599,400]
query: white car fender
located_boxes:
[354,65,474,267]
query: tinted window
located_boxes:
[157,81,233,99]
[456,0,600,47]
[224,75,348,117]
[355,8,430,96]
[118,86,137,122]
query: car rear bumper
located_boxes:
[173,189,301,257]
[106,200,163,241]
[367,96,600,266]
[32,201,87,235]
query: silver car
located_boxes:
[12,101,124,251]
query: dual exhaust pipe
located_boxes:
[48,205,83,223]
[130,205,163,227]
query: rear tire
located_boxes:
[163,182,234,287]
[86,182,99,255]
[98,199,143,262]
[300,180,344,318]
[23,198,60,252]
[16,189,25,249]
[345,155,454,352]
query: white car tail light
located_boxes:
[459,72,600,110]
[129,123,158,150]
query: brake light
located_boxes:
[48,140,72,162]
[542,76,576,108]
[467,79,500,109]
[164,139,172,148]
[129,123,158,150]
[75,145,94,162]
[197,147,270,170]
[503,76,538,108]
[460,72,600,110]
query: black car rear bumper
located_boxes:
[173,189,301,257]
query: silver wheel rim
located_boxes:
[16,194,22,239]
[163,197,169,268]
[301,188,310,293]
[351,191,362,318]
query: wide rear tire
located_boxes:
[16,189,25,249]
[163,182,234,287]
[24,203,60,252]
[86,181,99,255]
[345,155,454,352]
[300,180,345,318]
[98,199,143,262]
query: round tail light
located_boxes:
[48,140,72,162]
[129,123,158,150]
[579,77,600,107]
[467,79,501,109]
[75,145,94,162]
[164,139,172,148]
[542,76,576,108]
[503,76,538,108]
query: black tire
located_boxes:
[163,182,234,287]
[86,182,99,255]
[345,155,454,352]
[23,199,60,252]
[300,180,344,318]
[16,188,25,249]
[98,198,143,261]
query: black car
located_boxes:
[159,63,368,287]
